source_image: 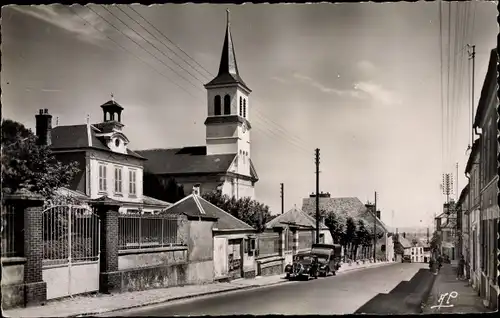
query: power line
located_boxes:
[115,5,211,85]
[128,5,214,79]
[98,5,201,90]
[439,0,444,171]
[66,6,201,101]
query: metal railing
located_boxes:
[118,214,183,250]
[42,205,100,266]
[257,233,280,258]
[1,204,23,257]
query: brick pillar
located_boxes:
[90,198,121,294]
[7,193,47,306]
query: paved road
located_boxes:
[108,263,428,316]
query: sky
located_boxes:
[1,2,497,230]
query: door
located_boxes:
[213,237,228,279]
[228,239,243,279]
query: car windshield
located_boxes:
[315,255,329,263]
[295,255,313,262]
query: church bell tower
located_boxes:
[204,9,252,178]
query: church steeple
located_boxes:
[205,9,250,92]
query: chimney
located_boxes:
[403,232,406,239]
[192,184,201,196]
[376,210,381,219]
[35,108,52,146]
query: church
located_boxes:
[136,11,259,200]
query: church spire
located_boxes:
[205,9,250,92]
[218,9,238,76]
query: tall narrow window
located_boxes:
[214,95,221,115]
[239,97,243,116]
[129,170,136,196]
[243,99,247,118]
[99,164,107,192]
[114,167,123,194]
[224,94,231,115]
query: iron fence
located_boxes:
[42,205,100,266]
[1,204,23,257]
[118,214,182,250]
[257,232,280,258]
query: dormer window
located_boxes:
[115,139,120,147]
[214,95,221,115]
[224,95,231,115]
[243,99,247,118]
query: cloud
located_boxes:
[356,60,376,73]
[354,81,401,106]
[271,76,288,84]
[292,72,362,98]
[10,5,109,44]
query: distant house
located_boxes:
[302,193,390,260]
[34,100,172,214]
[410,243,428,263]
[163,193,257,281]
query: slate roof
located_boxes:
[398,236,412,249]
[204,12,251,92]
[136,146,259,181]
[50,124,145,159]
[473,48,497,128]
[164,194,255,231]
[302,197,388,233]
[265,207,328,230]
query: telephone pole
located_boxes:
[373,191,377,260]
[455,162,459,201]
[315,148,320,244]
[468,44,476,146]
[280,183,284,215]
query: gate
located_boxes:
[42,205,100,300]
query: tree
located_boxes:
[143,173,185,203]
[1,119,79,200]
[430,231,441,255]
[323,210,346,245]
[354,219,370,260]
[411,237,419,247]
[342,217,357,260]
[202,190,272,232]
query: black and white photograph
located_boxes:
[1,1,498,316]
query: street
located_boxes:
[105,263,428,316]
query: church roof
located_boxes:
[204,10,251,92]
[136,146,259,181]
[164,194,255,231]
[50,124,145,159]
[135,146,236,175]
[265,207,328,230]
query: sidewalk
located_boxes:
[3,261,394,317]
[422,263,492,314]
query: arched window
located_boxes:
[239,97,243,116]
[214,95,221,115]
[243,99,247,118]
[224,95,231,115]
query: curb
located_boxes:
[75,284,260,317]
[418,272,437,313]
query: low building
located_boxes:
[410,244,428,263]
[163,191,257,281]
[264,207,332,268]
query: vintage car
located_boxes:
[284,252,319,280]
[402,255,412,263]
[310,243,342,276]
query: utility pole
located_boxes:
[280,183,284,215]
[427,227,430,245]
[315,148,320,244]
[373,191,377,260]
[455,162,459,201]
[468,44,476,146]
